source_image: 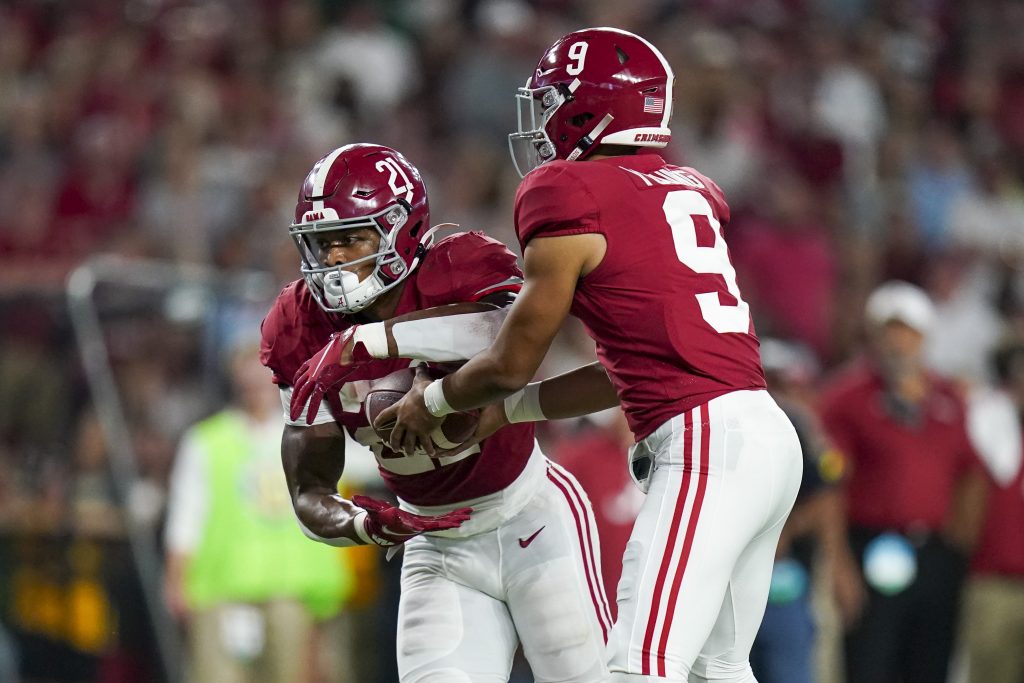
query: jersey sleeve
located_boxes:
[260,282,336,387]
[415,231,524,305]
[513,162,602,249]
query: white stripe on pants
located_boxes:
[608,390,803,682]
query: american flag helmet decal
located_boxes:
[643,96,664,114]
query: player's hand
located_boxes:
[352,494,472,546]
[290,327,375,424]
[374,369,444,456]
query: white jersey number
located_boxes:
[663,189,751,334]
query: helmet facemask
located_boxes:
[508,79,617,177]
[290,201,429,314]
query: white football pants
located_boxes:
[397,460,611,683]
[608,390,803,682]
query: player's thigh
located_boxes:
[611,395,801,681]
[607,455,738,680]
[689,515,787,683]
[690,400,802,682]
[398,538,518,683]
[505,463,611,683]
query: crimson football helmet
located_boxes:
[290,144,434,314]
[509,27,675,177]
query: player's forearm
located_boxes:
[355,302,507,362]
[440,346,531,411]
[503,362,620,422]
[293,490,372,546]
[282,425,370,546]
[536,362,620,418]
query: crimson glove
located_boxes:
[352,494,472,546]
[290,327,376,424]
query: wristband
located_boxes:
[503,382,546,423]
[352,323,388,358]
[423,379,456,417]
[352,510,374,544]
[296,509,368,547]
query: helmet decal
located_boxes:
[290,144,433,314]
[508,27,675,176]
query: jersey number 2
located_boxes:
[663,190,751,334]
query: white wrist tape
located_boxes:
[423,379,456,417]
[503,382,546,423]
[390,308,509,361]
[352,323,389,358]
[296,510,368,547]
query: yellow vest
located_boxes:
[184,410,353,618]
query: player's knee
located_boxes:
[689,657,756,683]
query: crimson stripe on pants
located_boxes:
[655,402,711,676]
[548,463,615,630]
[546,466,611,642]
[640,409,694,675]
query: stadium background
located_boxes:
[1,0,1022,681]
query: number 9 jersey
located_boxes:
[514,155,766,441]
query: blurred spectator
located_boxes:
[906,121,975,250]
[923,249,1005,386]
[732,167,839,359]
[750,339,845,683]
[818,281,988,683]
[961,338,1024,683]
[162,339,353,683]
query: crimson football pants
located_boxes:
[607,390,803,682]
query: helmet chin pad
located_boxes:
[322,269,385,314]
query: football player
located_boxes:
[261,143,611,682]
[374,28,805,683]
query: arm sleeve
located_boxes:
[514,164,602,248]
[164,432,208,554]
[389,307,511,362]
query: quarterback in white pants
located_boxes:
[376,28,804,683]
[610,392,801,681]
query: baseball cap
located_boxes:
[865,280,936,335]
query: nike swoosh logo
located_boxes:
[518,526,545,548]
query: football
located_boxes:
[364,367,480,451]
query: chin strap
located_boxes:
[566,113,615,162]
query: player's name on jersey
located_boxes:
[620,166,707,189]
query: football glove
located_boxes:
[352,494,472,546]
[290,327,376,424]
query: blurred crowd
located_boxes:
[1,0,1023,681]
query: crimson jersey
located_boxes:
[260,231,535,506]
[515,155,765,440]
[819,361,982,532]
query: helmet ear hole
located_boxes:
[570,113,595,128]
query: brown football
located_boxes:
[364,367,480,451]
